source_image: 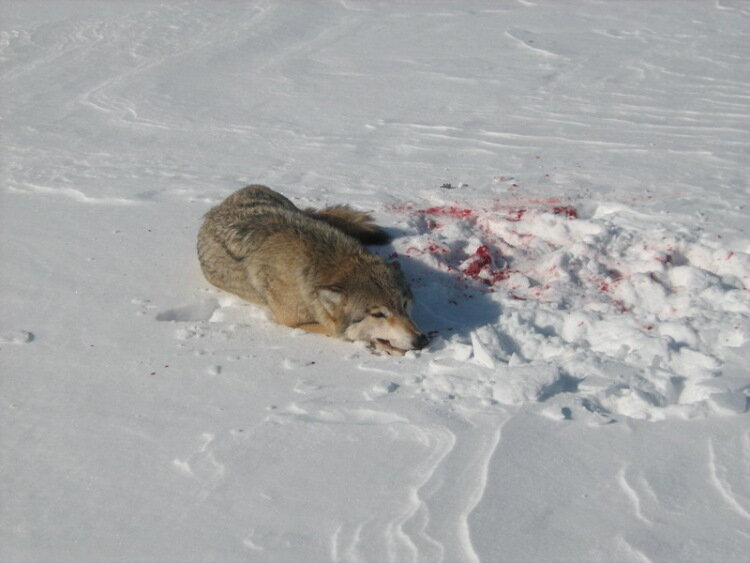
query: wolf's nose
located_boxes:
[414,333,429,350]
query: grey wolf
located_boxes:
[197,185,428,354]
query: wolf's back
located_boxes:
[197,185,391,298]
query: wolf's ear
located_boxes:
[316,285,345,314]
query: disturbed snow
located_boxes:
[1,1,749,562]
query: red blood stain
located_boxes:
[552,206,578,219]
[391,198,589,296]
[598,271,626,293]
[390,203,414,212]
[462,245,492,278]
[459,245,512,286]
[491,269,516,284]
[421,206,474,219]
[426,242,449,254]
[505,208,527,222]
[613,300,630,313]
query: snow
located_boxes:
[1,1,749,561]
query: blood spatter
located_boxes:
[505,208,527,222]
[420,205,475,219]
[459,245,511,286]
[551,206,578,219]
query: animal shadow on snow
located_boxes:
[373,240,502,343]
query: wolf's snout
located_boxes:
[413,333,429,350]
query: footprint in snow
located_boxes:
[155,298,219,322]
[0,330,34,344]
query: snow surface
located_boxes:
[2,1,749,561]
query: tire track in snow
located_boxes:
[615,535,654,563]
[0,20,106,82]
[330,420,455,563]
[617,465,653,525]
[10,182,143,206]
[266,395,510,562]
[707,438,750,521]
[172,432,226,503]
[78,5,270,130]
[264,401,453,562]
[505,27,567,60]
[400,409,511,563]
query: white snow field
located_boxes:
[2,1,749,561]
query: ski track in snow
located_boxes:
[2,1,750,561]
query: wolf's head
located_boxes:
[315,257,428,355]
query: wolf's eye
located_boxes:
[371,311,386,318]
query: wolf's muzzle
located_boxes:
[413,333,429,350]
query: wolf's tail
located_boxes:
[304,205,391,245]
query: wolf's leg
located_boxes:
[265,294,334,337]
[293,322,334,336]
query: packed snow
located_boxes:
[1,1,749,561]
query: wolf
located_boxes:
[197,185,428,354]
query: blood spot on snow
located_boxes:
[426,242,449,254]
[505,208,527,222]
[390,197,585,298]
[421,205,474,219]
[613,300,630,313]
[459,245,512,286]
[461,245,492,278]
[552,206,578,219]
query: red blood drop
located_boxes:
[552,206,578,219]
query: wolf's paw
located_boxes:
[370,339,407,356]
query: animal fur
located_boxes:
[197,185,427,354]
